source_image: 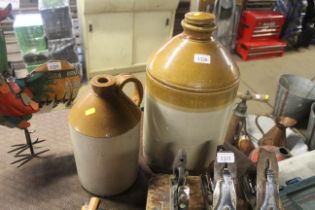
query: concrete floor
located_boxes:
[0,47,315,209]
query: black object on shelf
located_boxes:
[173,1,190,36]
[275,0,308,49]
[298,0,315,47]
[48,37,78,63]
[40,7,73,40]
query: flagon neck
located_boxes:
[181,12,217,41]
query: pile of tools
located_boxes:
[146,147,282,210]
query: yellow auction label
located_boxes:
[85,107,96,116]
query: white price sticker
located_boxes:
[194,54,211,64]
[47,62,62,71]
[217,152,235,163]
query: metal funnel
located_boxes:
[273,74,315,125]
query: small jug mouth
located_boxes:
[97,77,109,84]
[92,75,115,86]
[91,75,116,96]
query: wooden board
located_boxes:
[146,175,205,210]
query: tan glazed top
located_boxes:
[69,74,143,138]
[147,12,239,92]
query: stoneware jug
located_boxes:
[143,12,240,172]
[69,74,143,196]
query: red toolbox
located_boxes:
[236,39,287,60]
[236,10,287,60]
[238,10,286,41]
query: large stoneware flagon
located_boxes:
[143,12,240,172]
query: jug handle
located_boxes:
[116,74,143,107]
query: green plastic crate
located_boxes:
[38,0,69,10]
[14,14,47,55]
